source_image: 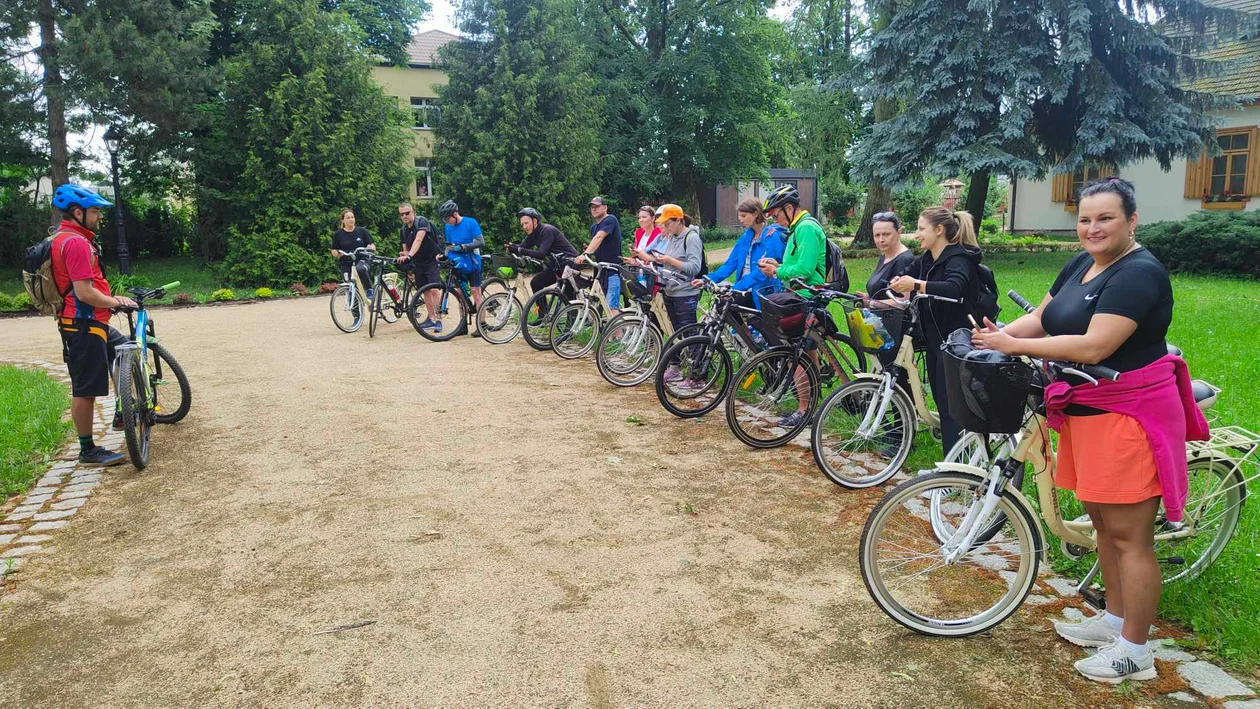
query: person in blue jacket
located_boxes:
[693,197,787,307]
[437,200,486,337]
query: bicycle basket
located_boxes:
[759,289,808,339]
[843,302,910,355]
[621,266,654,300]
[942,348,1036,434]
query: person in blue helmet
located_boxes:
[436,200,486,337]
[48,184,137,466]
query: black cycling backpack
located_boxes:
[824,237,849,293]
[972,262,1001,324]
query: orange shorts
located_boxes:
[1055,412,1162,505]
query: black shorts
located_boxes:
[58,318,127,398]
[405,259,440,287]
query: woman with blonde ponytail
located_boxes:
[887,206,987,451]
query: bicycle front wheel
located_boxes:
[550,302,602,360]
[596,316,661,387]
[1157,458,1245,584]
[522,290,564,351]
[477,291,524,345]
[812,378,915,489]
[369,286,383,338]
[415,284,467,342]
[330,284,362,333]
[117,348,151,469]
[860,470,1041,637]
[725,348,819,449]
[655,335,732,418]
[148,343,191,424]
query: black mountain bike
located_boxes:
[409,257,509,342]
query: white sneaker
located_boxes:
[1054,613,1119,648]
[1074,642,1156,684]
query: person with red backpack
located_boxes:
[49,184,135,466]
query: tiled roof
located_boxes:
[406,30,458,67]
[1189,34,1260,99]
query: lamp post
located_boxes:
[103,124,132,275]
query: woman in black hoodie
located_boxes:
[888,207,983,451]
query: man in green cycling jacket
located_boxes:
[757,184,826,293]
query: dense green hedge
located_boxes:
[1138,210,1260,279]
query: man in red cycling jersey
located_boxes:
[49,184,136,466]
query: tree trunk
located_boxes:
[38,0,68,205]
[851,94,896,249]
[963,169,991,234]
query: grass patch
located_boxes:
[0,366,71,499]
[843,251,1260,671]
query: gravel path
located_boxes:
[0,299,1183,707]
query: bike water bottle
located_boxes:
[386,283,402,302]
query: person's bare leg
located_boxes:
[424,288,440,321]
[1085,501,1124,619]
[1096,498,1162,644]
[471,286,482,310]
[71,397,95,437]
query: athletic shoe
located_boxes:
[777,410,807,428]
[1073,642,1156,684]
[417,318,435,329]
[112,411,124,431]
[470,329,482,338]
[366,288,375,301]
[663,367,682,383]
[79,446,126,466]
[1054,613,1119,648]
[422,320,443,333]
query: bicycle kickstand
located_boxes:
[1076,559,1106,610]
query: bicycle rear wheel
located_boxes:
[148,343,191,424]
[522,289,564,351]
[655,335,732,418]
[481,276,509,300]
[1157,458,1245,584]
[330,284,362,333]
[812,378,915,489]
[117,348,151,469]
[725,348,818,449]
[415,284,467,342]
[860,470,1040,637]
[596,316,662,387]
[550,302,602,360]
[477,291,524,345]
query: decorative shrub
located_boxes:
[979,218,1001,235]
[208,288,236,302]
[254,287,275,299]
[12,293,31,311]
[108,273,154,295]
[172,292,195,305]
[1139,211,1260,278]
[700,226,743,244]
[317,281,339,294]
[289,282,309,296]
[0,293,14,311]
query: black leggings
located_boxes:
[924,344,961,454]
[344,260,372,292]
[530,269,559,293]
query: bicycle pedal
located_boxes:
[1158,556,1186,566]
[1080,587,1107,611]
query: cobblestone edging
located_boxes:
[0,358,121,586]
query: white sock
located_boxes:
[1118,636,1149,655]
[1102,611,1124,632]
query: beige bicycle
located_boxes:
[858,298,1257,636]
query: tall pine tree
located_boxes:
[434,0,602,244]
[851,0,1257,227]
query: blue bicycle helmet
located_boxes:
[52,184,113,211]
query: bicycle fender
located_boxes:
[932,463,1048,565]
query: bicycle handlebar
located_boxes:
[1008,289,1036,314]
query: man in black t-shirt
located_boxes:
[575,196,623,315]
[395,202,443,328]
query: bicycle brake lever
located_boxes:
[1060,367,1099,386]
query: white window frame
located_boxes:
[414,159,433,199]
[411,97,439,130]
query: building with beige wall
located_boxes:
[371,30,458,202]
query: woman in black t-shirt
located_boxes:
[972,177,1171,684]
[857,211,914,301]
[329,209,376,298]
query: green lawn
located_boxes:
[0,366,71,499]
[844,252,1260,672]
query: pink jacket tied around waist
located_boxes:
[1044,354,1210,522]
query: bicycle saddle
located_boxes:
[1191,380,1218,410]
[1167,343,1183,357]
